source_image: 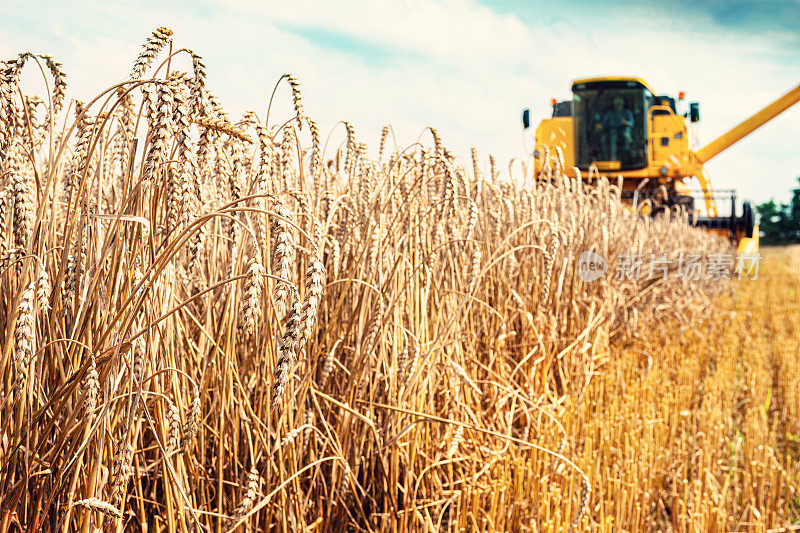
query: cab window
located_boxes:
[573,83,649,170]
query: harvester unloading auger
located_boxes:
[522,77,800,262]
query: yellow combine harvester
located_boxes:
[522,77,800,258]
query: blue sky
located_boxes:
[2,0,799,204]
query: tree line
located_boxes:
[757,177,800,245]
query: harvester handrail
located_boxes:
[647,104,676,116]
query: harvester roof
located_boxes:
[571,76,656,95]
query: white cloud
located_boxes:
[2,0,798,204]
[233,0,536,66]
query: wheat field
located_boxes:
[0,28,798,532]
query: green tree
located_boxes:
[757,177,800,245]
[790,178,800,227]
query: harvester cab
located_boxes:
[523,77,800,259]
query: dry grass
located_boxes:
[0,28,796,532]
[518,245,800,531]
